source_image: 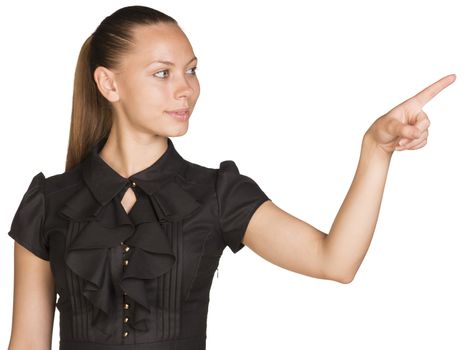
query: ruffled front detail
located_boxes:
[59,175,202,335]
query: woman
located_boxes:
[6,5,455,350]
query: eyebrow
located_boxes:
[148,56,198,67]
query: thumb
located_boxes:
[401,124,421,139]
[393,121,421,139]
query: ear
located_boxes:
[93,66,120,102]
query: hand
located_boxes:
[365,74,456,154]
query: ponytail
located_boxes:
[65,34,112,171]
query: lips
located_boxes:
[166,108,190,121]
[167,107,189,113]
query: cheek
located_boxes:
[193,80,201,97]
[185,80,200,107]
[125,78,168,111]
[190,76,200,92]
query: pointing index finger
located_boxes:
[405,74,456,109]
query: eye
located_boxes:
[152,67,198,79]
[187,66,198,75]
[153,70,169,79]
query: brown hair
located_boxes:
[65,5,177,171]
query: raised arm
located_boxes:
[242,74,456,284]
[8,243,56,350]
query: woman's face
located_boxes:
[108,23,200,137]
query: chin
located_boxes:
[163,123,189,137]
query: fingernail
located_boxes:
[399,139,406,146]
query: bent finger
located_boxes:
[401,131,428,149]
[410,139,428,150]
[399,123,421,140]
[416,111,431,131]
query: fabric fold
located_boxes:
[58,175,202,335]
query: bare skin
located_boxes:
[242,74,455,283]
[8,21,456,349]
[8,244,55,349]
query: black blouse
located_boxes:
[7,135,271,350]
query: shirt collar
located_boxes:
[81,135,187,206]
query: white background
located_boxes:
[1,1,463,349]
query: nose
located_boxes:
[174,75,195,100]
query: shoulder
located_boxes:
[181,158,241,180]
[179,157,259,193]
[178,158,219,185]
[179,158,249,193]
[174,158,254,206]
[42,163,84,199]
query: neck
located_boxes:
[98,130,168,179]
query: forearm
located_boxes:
[324,131,393,282]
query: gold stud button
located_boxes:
[124,317,129,323]
[123,331,129,337]
[124,303,130,310]
[124,246,130,252]
[131,181,136,188]
[123,259,129,267]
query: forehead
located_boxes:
[129,23,194,63]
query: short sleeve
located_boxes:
[7,172,49,261]
[215,160,271,253]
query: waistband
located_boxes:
[59,335,206,350]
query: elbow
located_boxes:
[335,273,355,284]
[318,268,355,284]
[319,247,358,284]
[329,269,356,284]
